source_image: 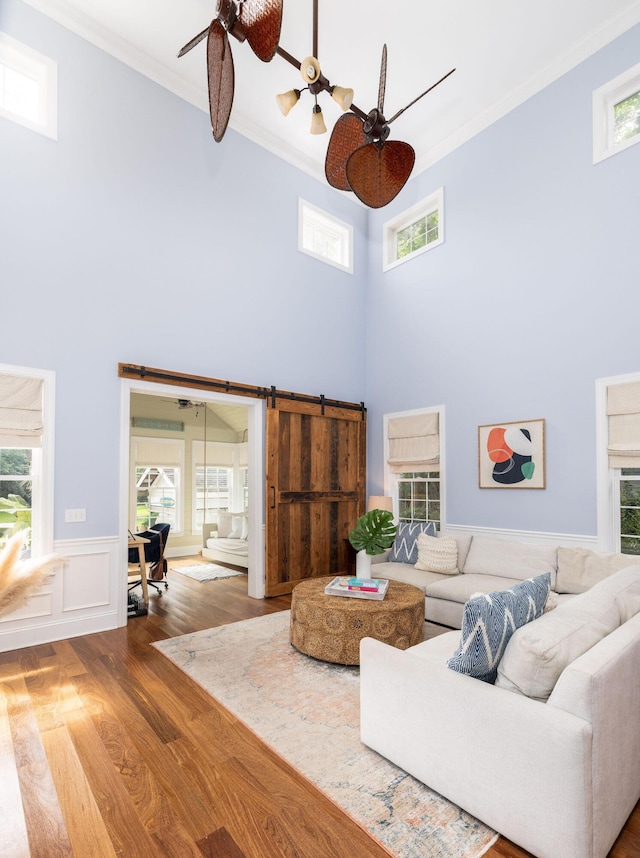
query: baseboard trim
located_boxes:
[0,610,119,652]
[444,524,598,549]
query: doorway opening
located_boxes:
[118,379,265,627]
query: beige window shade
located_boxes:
[134,438,183,467]
[387,412,439,473]
[238,443,248,468]
[0,374,43,448]
[193,440,235,469]
[607,381,640,468]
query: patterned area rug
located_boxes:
[169,563,243,582]
[153,611,498,858]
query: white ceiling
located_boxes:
[22,0,640,187]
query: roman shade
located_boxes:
[0,374,43,448]
[387,412,439,473]
[193,440,236,469]
[134,438,183,467]
[607,381,640,468]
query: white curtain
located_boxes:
[387,412,439,473]
[0,374,43,447]
[607,381,640,469]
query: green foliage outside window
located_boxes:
[620,469,640,555]
[396,211,439,260]
[614,91,640,145]
[398,472,440,527]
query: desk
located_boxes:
[128,536,150,606]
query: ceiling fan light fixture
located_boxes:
[310,103,327,135]
[331,85,354,111]
[276,88,301,116]
[300,55,321,85]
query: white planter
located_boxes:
[355,549,372,578]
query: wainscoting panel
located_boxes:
[445,523,599,548]
[0,535,120,654]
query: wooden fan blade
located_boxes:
[240,0,283,62]
[345,140,415,209]
[325,113,367,191]
[207,19,235,142]
[377,44,387,113]
[177,25,209,58]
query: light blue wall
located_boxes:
[3,1,640,544]
[0,0,368,540]
[364,23,640,537]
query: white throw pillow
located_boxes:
[241,514,249,540]
[228,515,245,539]
[415,534,458,574]
[216,512,233,538]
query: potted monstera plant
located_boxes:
[348,508,397,578]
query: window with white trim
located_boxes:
[384,406,444,530]
[0,32,57,140]
[298,199,353,274]
[192,440,247,532]
[383,189,444,272]
[593,61,640,163]
[0,366,54,557]
[131,437,183,534]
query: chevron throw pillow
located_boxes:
[447,573,552,684]
[390,521,437,564]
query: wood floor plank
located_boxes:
[0,687,30,858]
[41,725,118,858]
[3,676,73,857]
[196,827,247,858]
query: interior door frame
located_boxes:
[117,378,265,628]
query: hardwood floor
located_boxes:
[1,560,639,858]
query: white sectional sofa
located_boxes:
[373,529,635,628]
[360,564,640,858]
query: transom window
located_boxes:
[397,472,440,528]
[298,198,353,274]
[593,61,640,163]
[383,188,444,271]
[0,32,57,139]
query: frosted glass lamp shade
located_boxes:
[367,495,393,513]
[331,85,354,111]
[310,105,327,135]
[276,89,300,116]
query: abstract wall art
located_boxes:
[478,419,545,489]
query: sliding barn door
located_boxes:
[265,398,366,597]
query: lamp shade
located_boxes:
[310,104,327,134]
[367,495,393,513]
[276,89,300,116]
[331,85,354,111]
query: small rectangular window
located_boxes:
[298,199,353,274]
[593,61,640,163]
[0,32,57,140]
[383,189,444,272]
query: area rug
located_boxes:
[153,611,498,858]
[169,563,243,582]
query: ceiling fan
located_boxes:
[325,45,456,208]
[177,0,283,141]
[161,398,206,410]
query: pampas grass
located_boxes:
[0,530,61,618]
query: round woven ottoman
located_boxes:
[290,576,424,665]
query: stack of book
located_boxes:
[324,576,390,600]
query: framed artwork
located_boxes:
[478,419,546,489]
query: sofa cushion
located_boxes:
[426,573,524,604]
[447,573,551,684]
[415,534,458,574]
[463,536,557,588]
[390,521,436,564]
[216,512,233,538]
[495,565,640,701]
[374,561,450,593]
[556,546,634,594]
[439,531,473,570]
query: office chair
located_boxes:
[128,522,171,597]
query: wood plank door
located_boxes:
[265,397,366,597]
